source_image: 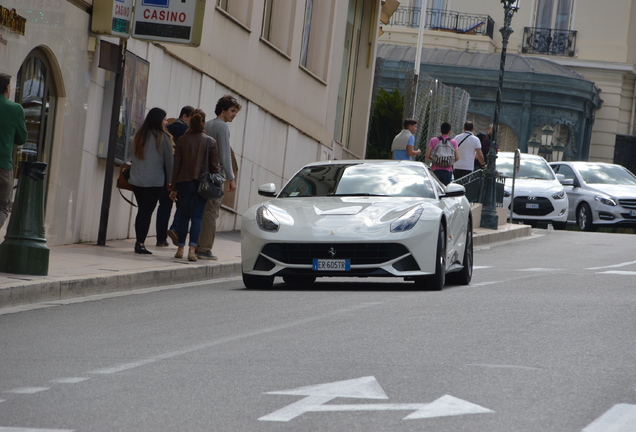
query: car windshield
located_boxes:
[278,163,436,198]
[573,163,636,185]
[497,157,555,180]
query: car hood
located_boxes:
[263,196,442,232]
[504,178,563,195]
[584,184,636,198]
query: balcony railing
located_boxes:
[387,7,495,39]
[522,27,577,57]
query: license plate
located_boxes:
[313,259,351,271]
[526,203,540,209]
[630,210,636,217]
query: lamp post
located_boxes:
[553,138,566,161]
[527,135,541,155]
[480,0,520,229]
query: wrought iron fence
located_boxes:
[387,6,494,39]
[521,27,577,57]
[453,169,505,206]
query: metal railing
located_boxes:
[387,7,495,39]
[453,169,505,206]
[521,27,577,57]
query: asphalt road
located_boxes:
[1,229,635,432]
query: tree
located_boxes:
[367,88,404,159]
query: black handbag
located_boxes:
[198,138,225,200]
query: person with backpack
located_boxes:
[425,122,459,186]
[453,121,486,180]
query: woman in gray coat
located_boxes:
[128,107,174,254]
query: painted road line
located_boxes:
[582,404,636,432]
[49,378,90,384]
[259,376,493,422]
[586,260,636,271]
[89,303,383,375]
[3,387,49,395]
[596,271,636,276]
[0,428,74,432]
[516,268,562,272]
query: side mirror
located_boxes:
[561,179,575,186]
[442,183,466,198]
[258,183,277,197]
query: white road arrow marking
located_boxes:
[582,404,636,432]
[259,376,493,422]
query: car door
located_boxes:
[552,164,583,222]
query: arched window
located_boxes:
[14,48,58,201]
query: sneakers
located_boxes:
[167,229,178,246]
[196,250,218,260]
[188,250,198,262]
[174,249,184,259]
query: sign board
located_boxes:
[132,0,205,47]
[92,0,133,38]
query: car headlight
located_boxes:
[552,191,565,200]
[256,205,280,232]
[391,206,424,232]
[594,195,617,206]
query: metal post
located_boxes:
[97,40,127,245]
[480,0,519,229]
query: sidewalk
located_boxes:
[0,225,531,309]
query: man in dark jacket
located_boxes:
[159,105,193,246]
[0,73,28,229]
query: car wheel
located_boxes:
[577,203,596,232]
[414,224,446,291]
[283,275,317,285]
[242,273,274,289]
[447,219,473,285]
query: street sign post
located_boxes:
[132,0,205,47]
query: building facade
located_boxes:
[0,0,382,246]
[378,0,636,168]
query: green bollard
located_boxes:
[0,161,49,276]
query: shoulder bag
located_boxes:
[198,137,225,200]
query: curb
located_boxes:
[0,263,242,309]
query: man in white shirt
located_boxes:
[453,121,486,180]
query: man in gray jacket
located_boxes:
[197,95,242,260]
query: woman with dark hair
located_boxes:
[128,107,174,254]
[170,109,219,262]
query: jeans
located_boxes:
[433,169,453,186]
[176,180,207,247]
[132,185,163,243]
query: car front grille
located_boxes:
[261,243,410,265]
[513,196,555,216]
[618,199,636,210]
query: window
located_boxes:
[261,0,295,56]
[216,0,252,29]
[300,0,333,80]
[535,0,572,29]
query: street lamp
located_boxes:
[539,124,554,161]
[480,0,520,229]
[527,135,541,155]
[552,138,566,161]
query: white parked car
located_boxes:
[496,152,568,228]
[241,160,474,291]
[549,161,636,231]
